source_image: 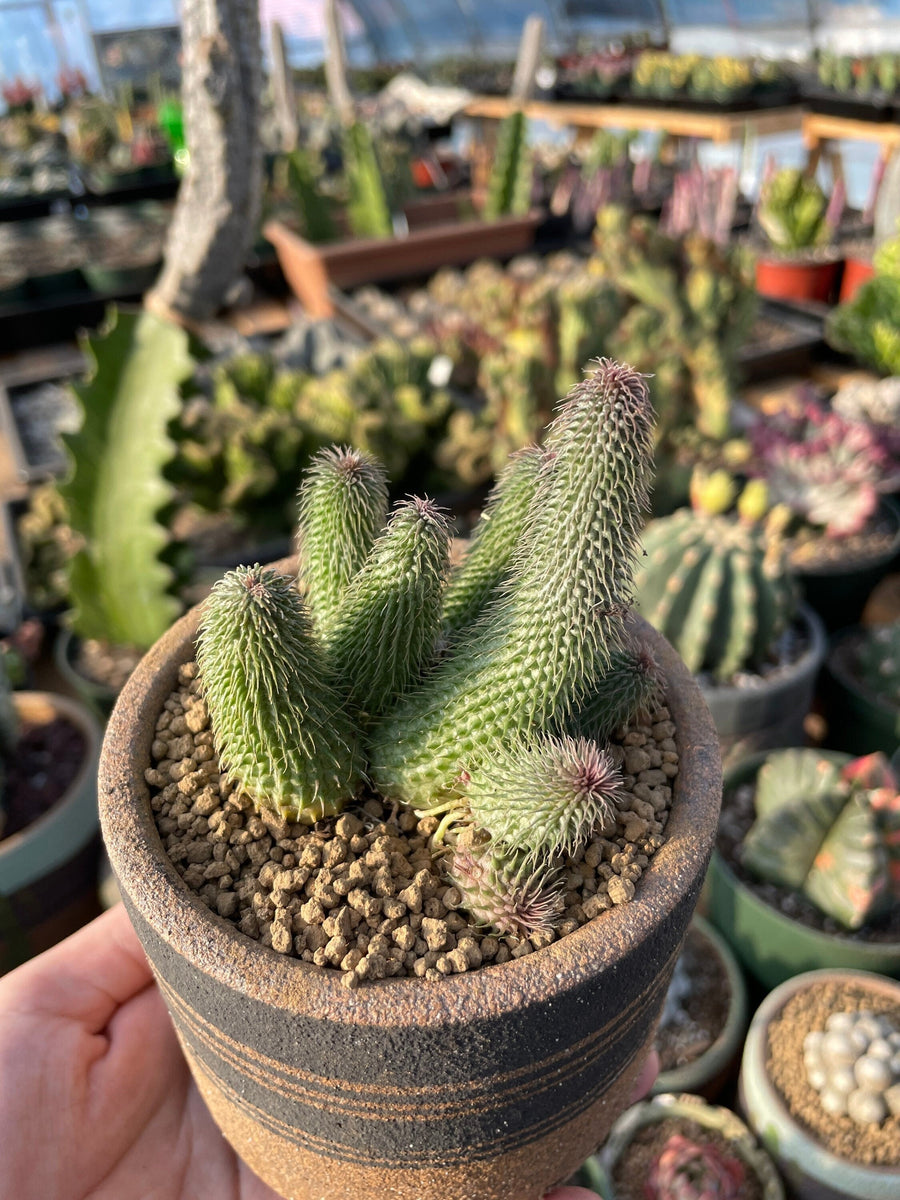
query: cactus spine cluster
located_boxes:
[196,360,657,937]
[742,750,900,931]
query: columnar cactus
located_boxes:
[742,750,900,930]
[645,1132,745,1200]
[368,359,655,807]
[483,109,532,220]
[635,507,799,682]
[197,565,363,822]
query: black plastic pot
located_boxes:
[700,605,827,768]
[821,628,900,758]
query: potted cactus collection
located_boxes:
[740,968,900,1200]
[708,748,900,989]
[99,359,722,1200]
[754,167,845,304]
[823,621,900,759]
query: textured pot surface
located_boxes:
[701,604,825,768]
[100,569,722,1200]
[0,691,102,973]
[708,753,900,989]
[652,914,748,1101]
[739,969,900,1200]
[755,257,839,304]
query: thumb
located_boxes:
[545,1190,602,1199]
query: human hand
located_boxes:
[0,905,658,1200]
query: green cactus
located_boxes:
[483,109,532,220]
[742,750,900,931]
[286,147,337,244]
[296,446,389,641]
[756,169,832,253]
[327,497,451,720]
[566,639,663,742]
[445,845,564,938]
[854,622,900,708]
[826,231,900,375]
[441,445,544,636]
[368,359,654,808]
[196,565,363,822]
[342,121,393,240]
[636,508,799,682]
[59,307,192,650]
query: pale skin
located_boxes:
[0,905,658,1200]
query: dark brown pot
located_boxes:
[755,257,840,304]
[264,210,540,319]
[99,567,722,1200]
[838,254,875,303]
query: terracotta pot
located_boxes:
[652,915,749,1102]
[574,1092,784,1198]
[0,691,102,974]
[755,256,840,304]
[707,752,900,990]
[839,254,875,303]
[739,968,900,1200]
[99,564,722,1200]
[264,211,541,319]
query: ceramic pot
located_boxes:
[652,915,748,1101]
[822,629,900,758]
[707,752,900,990]
[99,572,722,1200]
[739,968,900,1200]
[264,210,540,319]
[0,691,102,973]
[700,604,826,768]
[755,257,840,304]
[574,1092,784,1198]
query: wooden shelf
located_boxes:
[465,96,804,143]
[802,111,900,150]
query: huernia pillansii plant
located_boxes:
[803,1010,900,1125]
[742,750,900,931]
[195,359,660,946]
[644,1132,745,1200]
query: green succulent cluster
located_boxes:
[756,168,835,254]
[819,51,900,96]
[197,360,660,937]
[826,232,900,376]
[594,204,756,444]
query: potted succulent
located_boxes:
[827,229,900,376]
[754,167,844,304]
[0,657,102,974]
[747,396,900,631]
[635,472,826,766]
[708,748,900,989]
[823,621,900,758]
[739,968,900,1200]
[571,1091,784,1198]
[99,360,722,1200]
[652,915,748,1101]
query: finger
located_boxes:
[544,1189,601,1199]
[0,904,154,1033]
[630,1047,660,1103]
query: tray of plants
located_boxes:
[98,359,722,1200]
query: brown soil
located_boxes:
[767,979,900,1166]
[0,717,86,841]
[788,509,897,570]
[718,782,900,944]
[75,639,143,694]
[610,1115,765,1200]
[655,926,731,1073]
[149,663,679,987]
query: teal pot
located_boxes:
[739,968,900,1200]
[701,604,826,768]
[572,1092,784,1198]
[53,628,120,720]
[82,260,161,296]
[652,915,748,1101]
[0,691,102,974]
[794,498,900,633]
[707,752,900,990]
[98,576,723,1200]
[822,629,900,758]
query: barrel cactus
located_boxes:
[742,750,900,930]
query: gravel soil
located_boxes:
[655,925,731,1074]
[148,663,680,987]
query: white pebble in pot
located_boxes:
[804,1010,900,1126]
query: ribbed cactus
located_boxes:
[286,147,337,244]
[742,750,900,931]
[369,359,654,807]
[328,497,450,720]
[342,121,393,240]
[445,845,564,939]
[441,445,544,636]
[297,446,389,641]
[646,1133,745,1200]
[855,622,900,706]
[566,639,663,741]
[636,508,799,682]
[197,565,363,822]
[483,109,532,220]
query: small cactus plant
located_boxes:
[483,109,533,220]
[804,1009,900,1125]
[645,1131,745,1200]
[742,750,900,931]
[756,168,842,255]
[195,359,658,939]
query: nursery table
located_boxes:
[465,96,805,146]
[802,111,900,187]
